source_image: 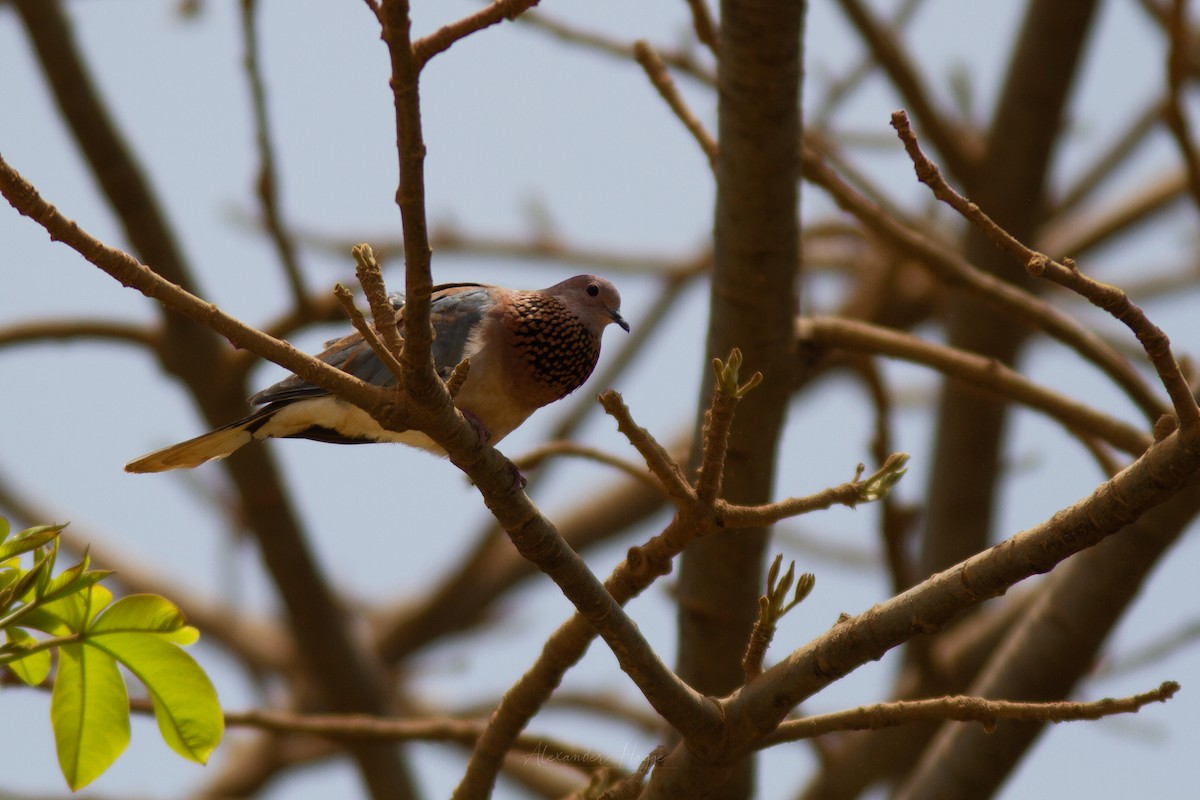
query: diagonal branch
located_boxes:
[835,0,981,183]
[413,0,543,67]
[239,0,307,309]
[800,316,1153,455]
[762,682,1178,744]
[649,424,1200,795]
[892,109,1199,430]
[800,146,1167,423]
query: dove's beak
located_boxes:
[611,310,630,333]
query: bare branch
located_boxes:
[512,441,662,492]
[239,0,307,309]
[761,682,1179,744]
[800,316,1153,455]
[835,0,981,182]
[634,40,718,170]
[413,0,542,67]
[800,145,1168,423]
[0,319,156,350]
[1163,0,1200,215]
[891,110,1197,429]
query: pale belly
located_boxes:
[256,390,535,453]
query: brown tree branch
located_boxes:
[634,40,718,171]
[649,423,1200,795]
[1050,97,1164,217]
[685,0,720,53]
[716,454,909,529]
[413,0,543,67]
[7,2,415,792]
[671,1,806,796]
[834,0,981,183]
[763,682,1178,744]
[800,315,1153,455]
[1041,169,1188,258]
[454,378,786,797]
[797,591,1036,798]
[512,440,663,492]
[913,0,1099,620]
[1163,0,1200,215]
[892,109,1199,431]
[599,392,695,503]
[239,0,307,309]
[799,146,1167,423]
[893,482,1200,799]
[0,319,156,350]
[0,470,293,676]
[519,11,717,87]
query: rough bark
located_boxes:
[674,0,805,797]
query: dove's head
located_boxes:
[551,275,630,335]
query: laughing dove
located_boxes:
[126,275,629,472]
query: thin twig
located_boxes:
[761,681,1180,745]
[1051,97,1164,217]
[298,223,704,275]
[599,391,695,503]
[0,153,386,414]
[800,316,1153,455]
[846,356,916,594]
[1163,0,1200,216]
[836,0,980,182]
[716,453,909,528]
[1040,169,1188,258]
[512,441,662,492]
[799,145,1168,423]
[350,245,405,367]
[333,283,406,382]
[413,0,542,67]
[223,708,610,770]
[240,0,307,309]
[684,0,719,53]
[0,319,156,350]
[520,12,716,87]
[890,110,1198,430]
[634,40,718,170]
[814,0,924,125]
[696,350,759,503]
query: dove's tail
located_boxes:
[125,414,266,473]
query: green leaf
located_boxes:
[14,605,73,637]
[0,553,57,628]
[51,641,130,790]
[0,562,18,587]
[0,517,9,540]
[36,553,112,606]
[86,632,223,763]
[4,627,51,685]
[0,525,62,561]
[90,594,188,635]
[45,583,113,632]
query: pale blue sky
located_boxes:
[1,2,1196,798]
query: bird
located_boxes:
[125,275,629,473]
